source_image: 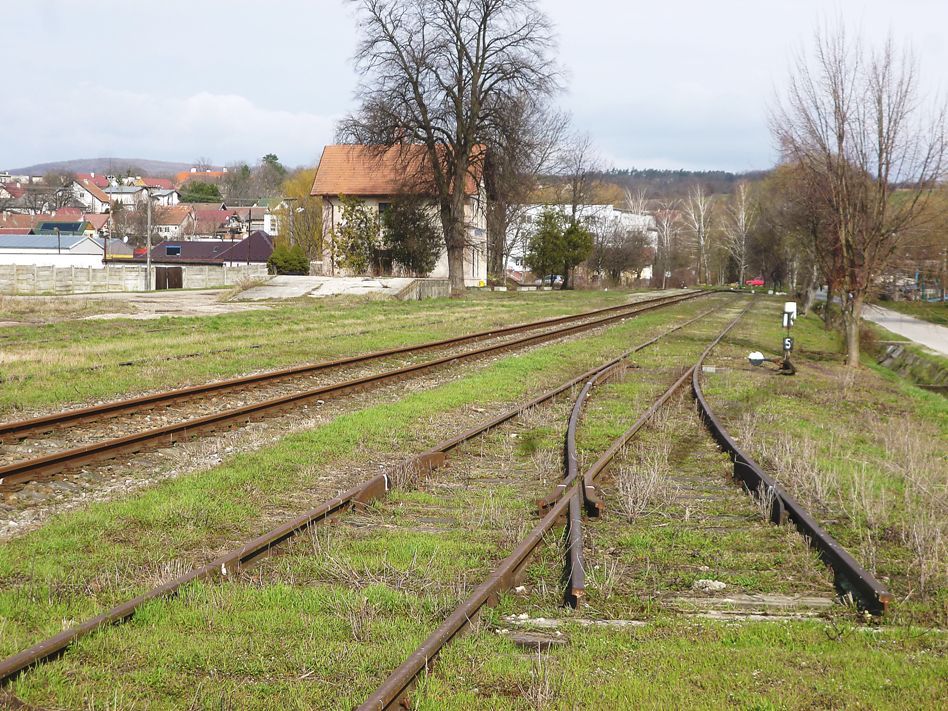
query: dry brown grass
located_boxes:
[516,649,563,711]
[615,442,675,522]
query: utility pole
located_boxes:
[145,188,152,290]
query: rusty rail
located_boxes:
[0,315,705,687]
[0,292,712,490]
[360,304,752,710]
[0,291,700,441]
[537,305,718,514]
[691,327,893,615]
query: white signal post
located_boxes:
[781,301,797,375]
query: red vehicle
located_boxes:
[745,277,765,287]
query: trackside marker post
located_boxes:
[781,301,797,375]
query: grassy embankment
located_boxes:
[702,300,947,625]
[875,299,948,326]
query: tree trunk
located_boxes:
[442,189,468,297]
[800,264,819,315]
[843,293,863,367]
[486,202,506,280]
[824,280,835,330]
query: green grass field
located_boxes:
[3,291,946,709]
[0,290,644,416]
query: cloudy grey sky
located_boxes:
[3,0,946,172]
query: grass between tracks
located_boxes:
[408,304,946,710]
[7,395,571,709]
[5,295,946,708]
[0,289,643,416]
[412,618,946,710]
[0,297,725,666]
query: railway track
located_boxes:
[359,302,892,710]
[0,290,709,491]
[0,297,892,709]
[0,299,726,698]
[0,290,694,444]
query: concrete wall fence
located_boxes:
[0,263,268,295]
[395,278,452,301]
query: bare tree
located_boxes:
[722,181,757,286]
[484,98,567,279]
[341,0,560,296]
[773,26,946,366]
[652,202,679,289]
[624,186,649,215]
[558,130,602,219]
[681,184,714,284]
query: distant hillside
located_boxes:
[4,157,195,178]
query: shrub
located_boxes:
[381,197,443,276]
[337,195,379,274]
[268,244,310,275]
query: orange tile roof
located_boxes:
[77,179,110,204]
[156,205,194,226]
[0,214,38,229]
[83,213,111,230]
[311,144,483,198]
[176,170,228,187]
[137,177,174,190]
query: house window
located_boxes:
[378,202,391,215]
[165,245,181,256]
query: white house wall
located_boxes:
[324,196,486,286]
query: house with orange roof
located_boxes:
[74,173,111,189]
[310,144,486,285]
[154,205,195,239]
[70,179,111,213]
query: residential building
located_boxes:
[74,173,111,189]
[34,221,96,238]
[0,182,26,201]
[103,185,148,208]
[193,208,242,239]
[130,177,175,190]
[154,205,195,239]
[0,211,110,236]
[311,144,487,285]
[150,189,181,207]
[71,179,111,213]
[146,231,274,266]
[506,203,658,281]
[230,206,268,235]
[0,233,105,267]
[175,167,229,187]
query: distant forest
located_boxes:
[596,168,771,198]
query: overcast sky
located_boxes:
[3,0,946,173]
